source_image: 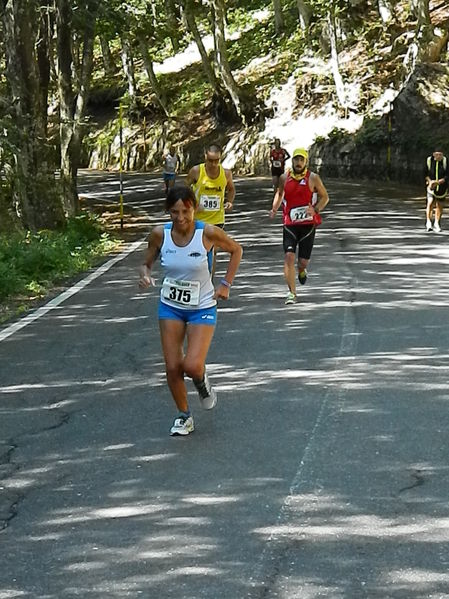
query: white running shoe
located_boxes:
[433,222,441,233]
[170,415,195,436]
[193,372,217,410]
[284,291,296,305]
[426,220,432,232]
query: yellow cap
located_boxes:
[292,147,308,160]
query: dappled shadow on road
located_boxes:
[1,177,449,597]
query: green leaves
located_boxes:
[0,214,118,301]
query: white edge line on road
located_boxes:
[0,239,145,344]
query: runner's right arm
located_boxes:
[139,226,163,288]
[269,173,286,218]
[185,165,199,187]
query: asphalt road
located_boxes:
[1,171,449,599]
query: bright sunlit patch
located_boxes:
[385,570,449,584]
[129,453,176,462]
[254,514,449,540]
[64,561,105,572]
[103,317,148,323]
[170,566,224,575]
[140,542,217,559]
[26,533,64,541]
[44,503,167,525]
[163,517,211,525]
[183,495,240,506]
[0,380,108,394]
[93,506,165,518]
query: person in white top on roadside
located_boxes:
[163,145,181,195]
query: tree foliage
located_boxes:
[0,0,448,231]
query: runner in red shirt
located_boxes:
[270,139,290,204]
[269,147,329,305]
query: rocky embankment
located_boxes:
[310,63,449,185]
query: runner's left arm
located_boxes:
[224,169,235,211]
[205,225,242,300]
[309,173,329,216]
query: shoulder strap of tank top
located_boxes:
[195,220,206,230]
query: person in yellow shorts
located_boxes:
[186,142,235,274]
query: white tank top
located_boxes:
[164,153,178,174]
[159,221,216,310]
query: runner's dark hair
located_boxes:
[205,142,222,154]
[165,185,197,211]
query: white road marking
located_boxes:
[0,240,145,343]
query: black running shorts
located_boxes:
[271,167,284,177]
[283,224,316,259]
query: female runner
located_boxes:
[139,185,242,436]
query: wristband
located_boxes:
[313,213,322,226]
[220,279,231,288]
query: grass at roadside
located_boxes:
[0,213,121,325]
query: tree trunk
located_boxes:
[402,0,435,77]
[411,0,430,28]
[137,34,169,116]
[2,0,65,230]
[56,0,77,216]
[120,35,137,104]
[37,2,52,134]
[411,0,434,54]
[56,0,98,217]
[165,0,180,53]
[378,0,393,23]
[210,0,244,122]
[297,0,312,30]
[327,9,347,111]
[180,0,221,92]
[410,0,445,62]
[272,0,284,34]
[99,33,117,77]
[426,28,449,62]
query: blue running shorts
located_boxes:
[163,173,176,182]
[158,301,217,326]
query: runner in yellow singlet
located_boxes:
[186,142,235,274]
[185,142,235,226]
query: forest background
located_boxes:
[0,0,448,315]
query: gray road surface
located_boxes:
[1,172,449,599]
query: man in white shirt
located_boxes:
[163,145,181,195]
